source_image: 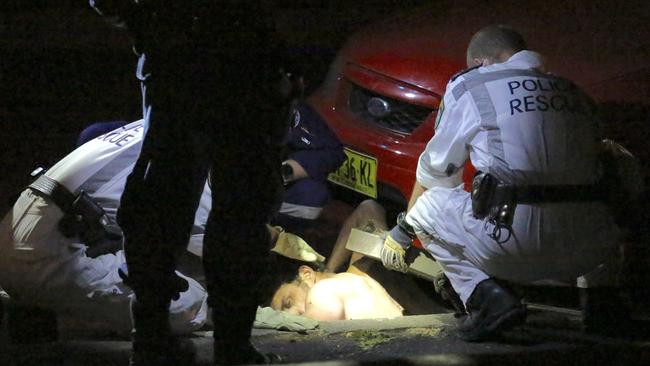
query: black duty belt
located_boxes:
[471,172,606,244]
[494,183,604,204]
[27,175,124,258]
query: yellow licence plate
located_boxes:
[328,147,378,198]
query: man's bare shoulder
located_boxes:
[311,272,403,320]
[304,277,346,321]
[312,273,364,292]
[313,272,384,298]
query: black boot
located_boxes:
[457,279,527,342]
[131,335,196,366]
[212,306,282,365]
[7,304,58,344]
[580,287,635,337]
[129,298,196,366]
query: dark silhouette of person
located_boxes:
[90,1,302,364]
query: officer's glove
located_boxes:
[380,212,416,273]
[380,232,409,273]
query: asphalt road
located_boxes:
[2,307,649,366]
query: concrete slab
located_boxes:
[345,229,443,281]
[2,307,650,366]
[314,314,456,334]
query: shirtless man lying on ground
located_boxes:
[266,201,453,321]
[270,263,404,321]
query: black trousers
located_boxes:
[118,38,288,345]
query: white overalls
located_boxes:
[406,51,620,304]
[0,120,208,336]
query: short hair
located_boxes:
[258,253,324,307]
[466,25,527,65]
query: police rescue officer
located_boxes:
[90,1,301,365]
[0,120,208,340]
[272,100,346,254]
[380,25,624,341]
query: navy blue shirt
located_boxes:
[285,102,345,182]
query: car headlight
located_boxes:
[367,97,391,118]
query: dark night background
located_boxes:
[0,0,430,206]
[1,0,649,194]
[1,1,649,268]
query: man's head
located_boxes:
[259,230,326,309]
[270,265,319,315]
[466,25,527,68]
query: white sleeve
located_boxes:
[416,83,478,189]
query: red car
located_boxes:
[308,25,464,205]
[309,1,648,205]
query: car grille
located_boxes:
[348,83,434,134]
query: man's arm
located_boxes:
[284,103,346,183]
[406,167,465,212]
[281,159,308,185]
[381,79,472,272]
[407,181,428,211]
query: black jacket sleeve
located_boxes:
[285,102,346,181]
